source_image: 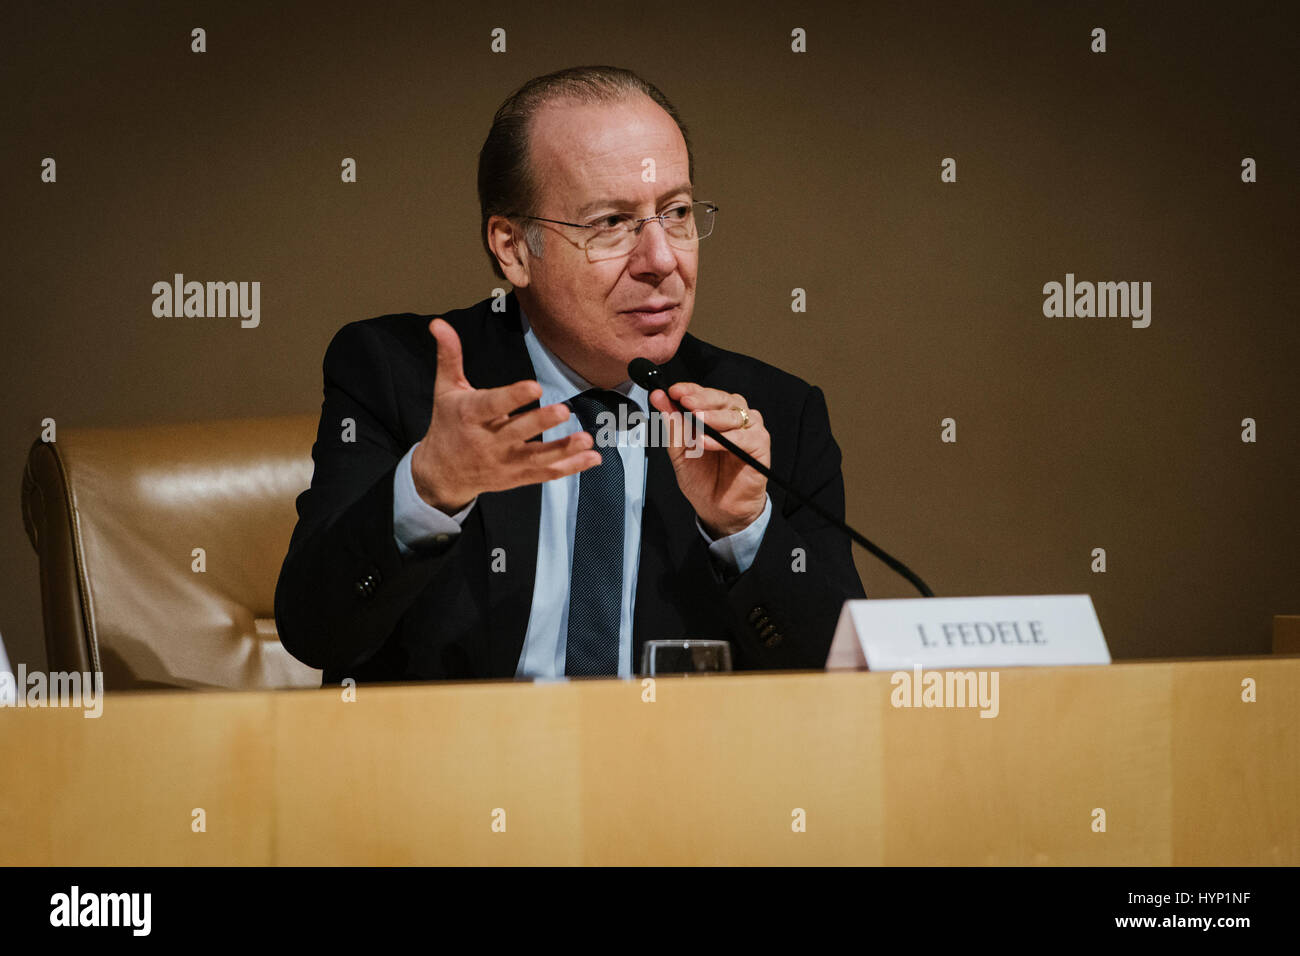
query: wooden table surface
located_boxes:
[3,657,1296,865]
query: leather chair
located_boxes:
[22,414,323,690]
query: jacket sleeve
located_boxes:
[274,321,459,672]
[714,384,867,670]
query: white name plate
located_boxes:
[826,595,1110,670]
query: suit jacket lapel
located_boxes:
[461,292,543,678]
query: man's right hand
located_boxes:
[410,318,602,513]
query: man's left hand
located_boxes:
[648,382,769,538]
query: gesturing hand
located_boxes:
[410,318,601,512]
[648,382,770,539]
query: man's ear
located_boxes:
[487,215,532,288]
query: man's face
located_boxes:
[504,93,697,388]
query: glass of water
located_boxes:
[640,640,732,675]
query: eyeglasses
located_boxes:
[511,200,718,262]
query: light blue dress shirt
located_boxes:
[392,307,772,678]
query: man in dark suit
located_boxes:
[275,66,865,683]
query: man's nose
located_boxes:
[629,217,678,273]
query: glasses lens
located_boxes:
[583,204,716,261]
[676,203,714,244]
[585,224,631,261]
[660,204,695,242]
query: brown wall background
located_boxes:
[3,0,1296,671]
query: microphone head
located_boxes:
[628,357,666,392]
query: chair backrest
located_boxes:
[22,414,323,690]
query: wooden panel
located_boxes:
[882,663,1172,864]
[272,681,583,865]
[0,691,272,865]
[576,671,885,865]
[2,658,1296,865]
[1172,657,1300,864]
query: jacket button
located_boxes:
[354,569,382,599]
[748,605,768,625]
[433,533,452,546]
[764,630,783,648]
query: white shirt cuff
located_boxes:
[696,493,772,576]
[393,443,476,556]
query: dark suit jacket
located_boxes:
[274,291,866,683]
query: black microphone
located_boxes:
[629,357,934,598]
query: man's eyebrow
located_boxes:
[574,184,694,219]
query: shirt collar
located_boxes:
[520,303,648,414]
